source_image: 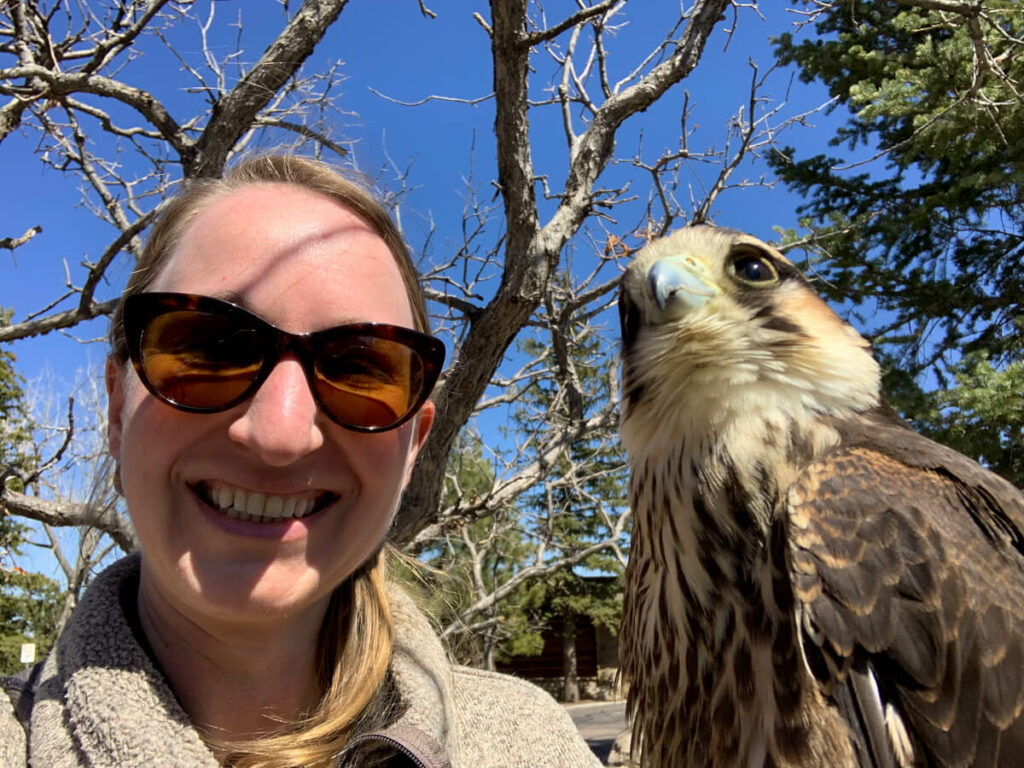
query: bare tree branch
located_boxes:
[0,225,41,253]
[0,0,356,344]
[396,0,734,545]
[0,64,192,151]
[1,488,135,552]
[439,527,628,639]
[187,0,351,177]
[523,0,619,47]
[0,298,118,343]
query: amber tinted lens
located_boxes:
[314,334,424,429]
[139,310,265,408]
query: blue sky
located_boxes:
[1,3,848,578]
[2,3,843,385]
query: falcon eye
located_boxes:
[728,251,778,286]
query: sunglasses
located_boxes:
[122,292,445,433]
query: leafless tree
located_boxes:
[1,0,828,651]
[12,366,123,630]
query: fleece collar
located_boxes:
[29,554,462,767]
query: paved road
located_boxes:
[566,701,627,765]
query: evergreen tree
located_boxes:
[0,307,62,674]
[0,569,62,673]
[919,353,1024,487]
[538,570,622,703]
[404,285,628,695]
[500,298,627,701]
[396,432,553,668]
[771,1,1023,478]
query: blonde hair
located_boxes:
[110,154,432,767]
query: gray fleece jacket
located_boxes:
[0,555,600,767]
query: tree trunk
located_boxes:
[484,641,497,672]
[483,626,497,672]
[562,613,580,703]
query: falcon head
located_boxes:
[618,226,881,456]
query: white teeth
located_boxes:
[218,486,233,509]
[246,492,267,517]
[203,482,322,523]
[265,495,283,517]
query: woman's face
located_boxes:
[106,183,434,629]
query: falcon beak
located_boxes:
[647,256,720,318]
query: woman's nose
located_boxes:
[227,355,324,465]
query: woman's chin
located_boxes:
[174,556,330,623]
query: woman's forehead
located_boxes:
[151,184,415,329]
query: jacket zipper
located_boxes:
[337,731,438,768]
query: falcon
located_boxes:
[617,225,1024,767]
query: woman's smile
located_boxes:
[193,480,334,522]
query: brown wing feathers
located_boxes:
[791,419,1024,766]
